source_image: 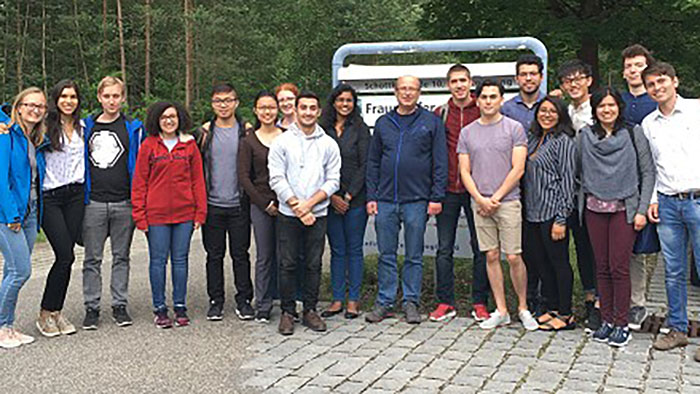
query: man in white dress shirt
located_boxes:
[642,62,700,359]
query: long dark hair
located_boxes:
[252,90,278,130]
[590,86,627,139]
[529,96,575,138]
[319,84,360,131]
[145,101,192,136]
[46,79,82,151]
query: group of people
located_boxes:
[1,43,699,363]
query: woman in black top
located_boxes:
[319,84,370,319]
[237,91,283,323]
[521,96,577,331]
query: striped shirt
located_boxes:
[523,132,576,224]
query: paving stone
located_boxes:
[276,351,318,369]
[420,366,459,381]
[394,338,423,348]
[482,379,518,392]
[307,373,346,388]
[334,337,370,353]
[441,350,468,361]
[379,346,412,359]
[334,381,369,394]
[535,359,570,373]
[450,372,487,386]
[404,352,438,364]
[293,385,332,394]
[244,367,292,389]
[440,384,478,394]
[392,360,426,373]
[401,387,440,394]
[371,378,405,391]
[349,361,392,382]
[602,387,638,394]
[467,351,505,367]
[324,357,369,377]
[566,369,607,383]
[270,375,311,392]
[408,377,445,390]
[294,356,338,378]
[559,378,601,393]
[646,378,680,390]
[383,368,418,381]
[362,389,394,394]
[490,369,524,383]
[605,376,643,389]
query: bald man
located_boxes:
[365,75,448,324]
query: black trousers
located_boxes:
[569,211,597,295]
[41,183,85,311]
[277,214,326,315]
[523,219,574,315]
[202,204,253,306]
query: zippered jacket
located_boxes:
[0,104,46,228]
[131,134,207,230]
[82,113,145,204]
[435,96,479,194]
[366,106,447,204]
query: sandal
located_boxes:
[539,315,576,331]
[537,312,556,325]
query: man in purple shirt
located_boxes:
[458,79,537,331]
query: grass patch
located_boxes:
[320,240,588,320]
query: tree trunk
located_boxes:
[73,0,90,87]
[578,0,601,88]
[2,4,10,101]
[116,0,128,105]
[15,0,29,92]
[184,0,194,110]
[144,0,151,98]
[42,0,48,92]
[102,0,108,71]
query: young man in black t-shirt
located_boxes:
[82,76,144,330]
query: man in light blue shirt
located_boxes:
[502,54,546,132]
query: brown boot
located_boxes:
[653,330,689,351]
[302,310,327,332]
[278,312,295,336]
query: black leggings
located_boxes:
[523,219,574,315]
[40,183,85,311]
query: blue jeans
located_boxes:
[327,205,368,302]
[657,194,700,333]
[147,221,194,312]
[375,201,428,307]
[0,200,38,327]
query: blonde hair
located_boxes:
[97,76,125,95]
[11,87,46,146]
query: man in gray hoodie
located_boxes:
[268,91,341,336]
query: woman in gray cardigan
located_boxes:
[577,86,655,348]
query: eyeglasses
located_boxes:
[20,103,47,112]
[335,98,353,103]
[212,98,238,105]
[538,109,558,115]
[256,106,277,112]
[562,75,589,86]
[160,114,178,121]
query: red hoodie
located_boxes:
[434,95,480,194]
[132,134,207,230]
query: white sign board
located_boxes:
[339,62,518,257]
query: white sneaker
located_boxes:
[11,329,35,345]
[519,309,538,331]
[0,327,21,349]
[479,311,511,329]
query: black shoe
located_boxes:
[112,305,133,327]
[235,301,255,321]
[585,305,601,334]
[255,310,271,324]
[206,302,224,321]
[321,307,343,318]
[82,308,100,330]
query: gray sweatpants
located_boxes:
[251,204,277,313]
[82,199,135,310]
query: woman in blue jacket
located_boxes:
[0,87,47,349]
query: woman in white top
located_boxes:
[35,80,85,338]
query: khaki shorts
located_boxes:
[471,199,522,254]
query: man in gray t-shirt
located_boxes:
[458,79,536,331]
[196,83,253,321]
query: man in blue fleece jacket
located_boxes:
[365,75,447,324]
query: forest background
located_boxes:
[1,0,699,123]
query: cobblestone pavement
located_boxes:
[4,236,700,393]
[242,315,700,394]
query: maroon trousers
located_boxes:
[585,209,637,327]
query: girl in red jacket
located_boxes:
[132,101,206,328]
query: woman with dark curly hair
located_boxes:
[132,101,206,329]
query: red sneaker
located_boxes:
[429,303,456,322]
[471,303,489,321]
